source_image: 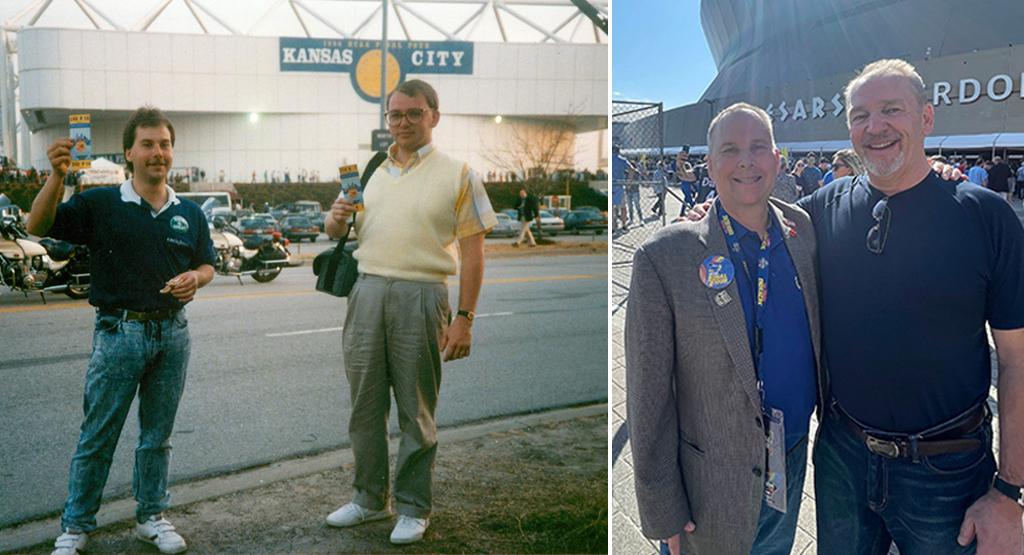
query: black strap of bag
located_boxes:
[331,150,388,254]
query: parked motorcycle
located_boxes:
[210,219,299,283]
[0,211,90,301]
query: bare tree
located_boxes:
[484,113,579,239]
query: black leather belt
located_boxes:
[835,402,987,459]
[99,307,180,321]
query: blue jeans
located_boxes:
[62,310,191,532]
[813,405,995,555]
[627,191,643,221]
[661,436,808,555]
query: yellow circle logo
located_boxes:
[355,50,402,100]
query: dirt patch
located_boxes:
[19,416,606,555]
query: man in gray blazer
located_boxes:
[626,103,823,555]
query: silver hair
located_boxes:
[706,102,776,152]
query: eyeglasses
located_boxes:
[832,162,848,170]
[866,197,890,255]
[386,108,429,126]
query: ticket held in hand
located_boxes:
[338,164,363,212]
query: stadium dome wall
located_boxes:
[18,27,607,179]
[660,0,1024,152]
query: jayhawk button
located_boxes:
[699,255,735,290]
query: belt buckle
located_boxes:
[865,436,901,458]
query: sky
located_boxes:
[611,0,717,110]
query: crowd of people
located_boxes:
[613,143,1023,233]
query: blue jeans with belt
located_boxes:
[813,404,995,555]
[61,310,191,532]
[661,435,809,555]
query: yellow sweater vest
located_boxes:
[354,150,473,283]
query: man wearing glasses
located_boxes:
[324,79,497,544]
[801,59,1024,554]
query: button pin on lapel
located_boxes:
[699,255,735,290]
[714,290,732,306]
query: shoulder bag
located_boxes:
[313,151,388,297]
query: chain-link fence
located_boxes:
[614,100,684,315]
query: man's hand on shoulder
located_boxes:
[441,316,472,361]
[957,487,1024,554]
[681,200,712,222]
[932,161,966,182]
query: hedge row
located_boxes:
[2,179,609,213]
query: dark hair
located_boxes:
[387,79,439,111]
[122,106,175,171]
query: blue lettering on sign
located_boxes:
[279,37,474,103]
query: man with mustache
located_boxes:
[28,106,215,555]
[803,59,1024,554]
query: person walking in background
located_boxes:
[514,187,538,247]
[771,156,800,202]
[612,144,629,231]
[825,149,864,184]
[626,164,644,223]
[988,156,1013,204]
[968,157,989,187]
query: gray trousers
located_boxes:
[342,274,450,518]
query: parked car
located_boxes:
[236,217,278,248]
[563,208,607,234]
[501,208,519,220]
[280,216,320,242]
[549,208,573,221]
[529,210,565,235]
[252,213,279,231]
[487,213,519,238]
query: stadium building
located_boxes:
[2,0,607,181]
[630,0,1024,159]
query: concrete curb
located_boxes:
[0,403,606,554]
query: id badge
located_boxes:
[763,407,787,514]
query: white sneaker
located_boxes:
[135,515,187,554]
[51,530,88,555]
[325,502,392,528]
[389,515,429,544]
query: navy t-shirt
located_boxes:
[48,183,216,311]
[799,172,1024,432]
[724,212,818,449]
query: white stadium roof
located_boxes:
[2,0,606,43]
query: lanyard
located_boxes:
[716,200,772,404]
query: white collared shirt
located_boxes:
[119,180,180,217]
[385,143,435,177]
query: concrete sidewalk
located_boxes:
[1,404,607,555]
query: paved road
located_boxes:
[282,230,608,258]
[0,253,607,528]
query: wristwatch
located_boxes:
[992,474,1024,508]
[456,309,475,322]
